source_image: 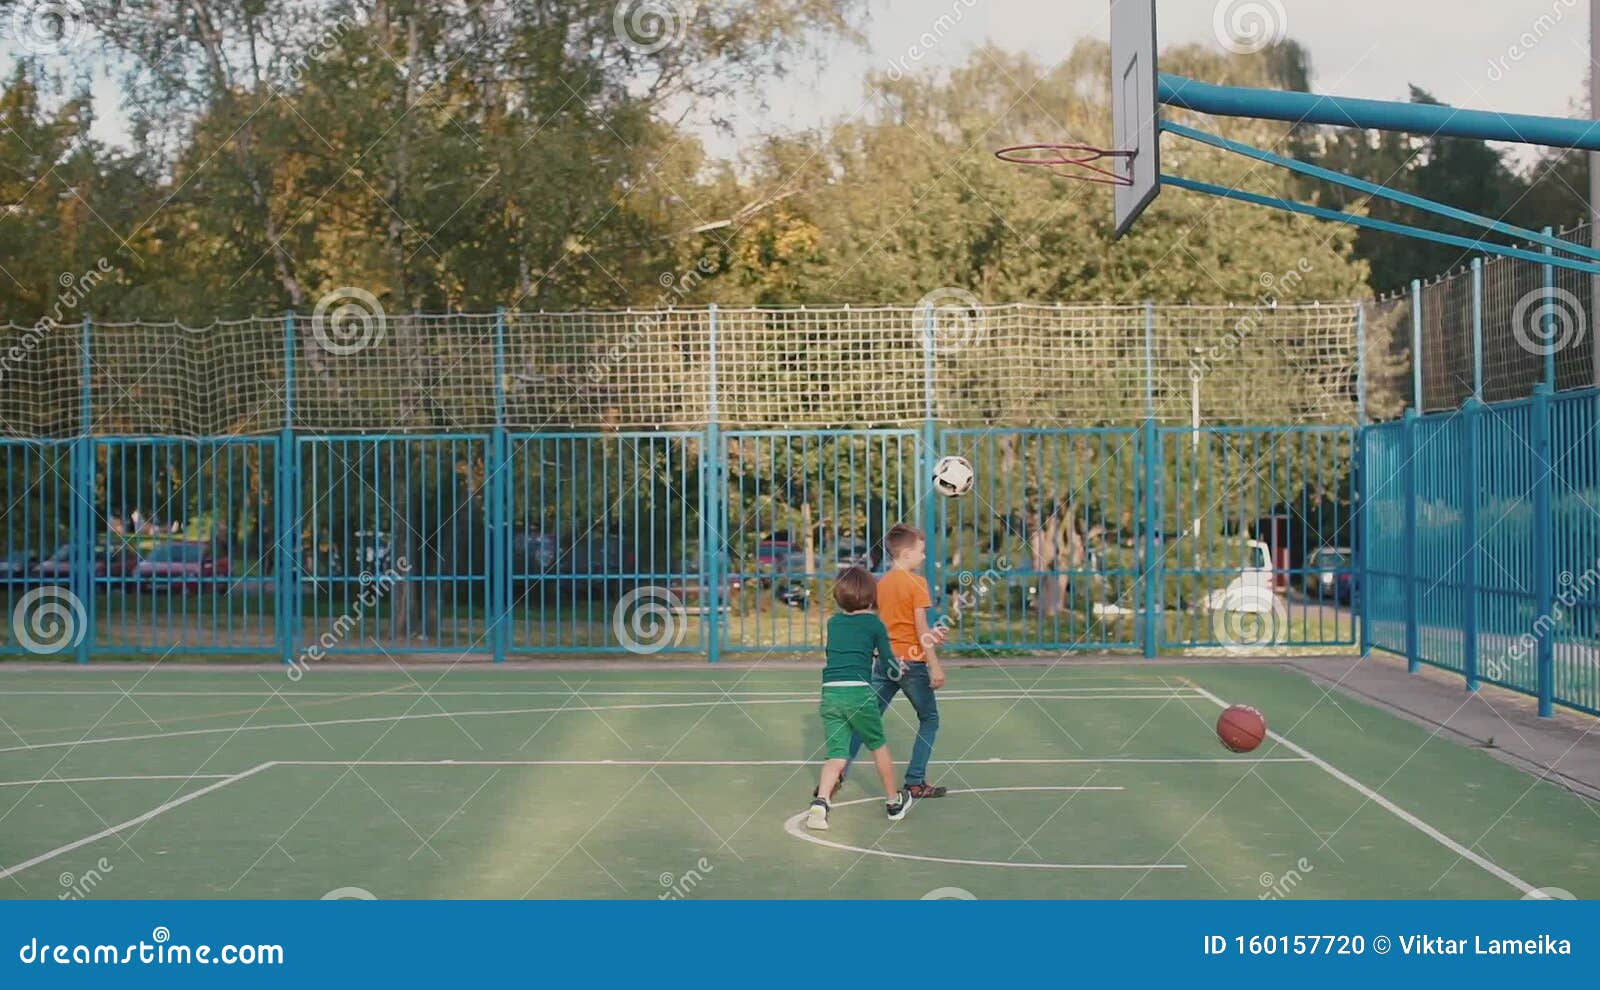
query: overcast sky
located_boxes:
[20,1,1595,164]
[706,0,1595,164]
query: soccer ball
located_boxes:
[932,455,975,497]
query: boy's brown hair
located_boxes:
[884,523,924,562]
[832,565,878,612]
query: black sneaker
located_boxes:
[804,798,830,831]
[906,782,947,799]
[886,790,913,822]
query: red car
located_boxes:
[134,541,231,594]
[34,544,142,584]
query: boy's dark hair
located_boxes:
[884,523,924,561]
[833,565,878,612]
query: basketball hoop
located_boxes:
[994,143,1136,187]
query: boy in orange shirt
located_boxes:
[836,523,948,800]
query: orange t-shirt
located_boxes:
[876,567,932,662]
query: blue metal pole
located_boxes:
[1161,175,1600,275]
[278,311,297,669]
[1163,121,1600,264]
[1355,425,1371,658]
[1402,409,1419,674]
[1531,382,1554,716]
[74,315,92,664]
[1159,74,1600,152]
[1141,302,1159,658]
[490,307,509,664]
[1543,227,1558,388]
[1411,279,1424,412]
[706,304,722,664]
[1471,259,1484,401]
[1462,397,1481,692]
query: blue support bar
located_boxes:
[277,312,297,669]
[1355,427,1371,658]
[1141,417,1161,658]
[705,305,723,664]
[1461,398,1481,692]
[1471,259,1484,400]
[1402,409,1419,673]
[490,308,509,664]
[1161,175,1600,275]
[1159,74,1600,152]
[74,315,93,664]
[1162,121,1600,264]
[1543,227,1558,388]
[1531,383,1554,717]
[1411,280,1424,412]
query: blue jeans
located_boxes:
[846,662,939,786]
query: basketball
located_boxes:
[1216,704,1267,753]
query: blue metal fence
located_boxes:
[0,420,1359,662]
[1361,388,1600,717]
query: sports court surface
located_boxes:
[0,662,1595,900]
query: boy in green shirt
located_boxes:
[805,565,912,829]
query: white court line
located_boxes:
[0,693,1207,755]
[0,757,1310,788]
[0,759,1292,880]
[0,687,1201,698]
[0,774,234,788]
[783,786,1188,871]
[0,763,275,882]
[1188,685,1537,897]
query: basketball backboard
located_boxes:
[1111,0,1159,237]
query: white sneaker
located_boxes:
[804,799,830,830]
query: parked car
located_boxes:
[0,551,39,589]
[830,539,873,571]
[753,538,799,588]
[35,543,143,584]
[1303,546,1354,603]
[1200,540,1279,614]
[355,530,395,573]
[510,526,636,599]
[134,541,231,594]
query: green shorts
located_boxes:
[820,684,886,759]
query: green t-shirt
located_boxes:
[822,612,894,684]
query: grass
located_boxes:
[0,662,1594,900]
